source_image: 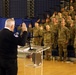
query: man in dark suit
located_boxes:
[0,18,27,75]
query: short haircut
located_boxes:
[5,18,15,27]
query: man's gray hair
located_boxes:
[5,18,15,27]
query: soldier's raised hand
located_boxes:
[21,22,27,32]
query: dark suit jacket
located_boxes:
[0,28,27,59]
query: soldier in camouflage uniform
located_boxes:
[58,18,70,61]
[60,7,68,18]
[69,20,75,46]
[73,0,76,14]
[69,0,76,14]
[43,25,53,60]
[69,0,73,6]
[27,23,33,45]
[65,16,73,29]
[32,22,40,45]
[28,24,33,33]
[51,18,59,50]
[56,12,63,23]
[44,18,51,29]
[38,25,44,46]
[27,23,33,37]
[39,19,45,27]
[51,11,58,19]
[68,6,75,20]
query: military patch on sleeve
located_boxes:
[14,32,19,37]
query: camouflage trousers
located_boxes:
[44,43,52,60]
[58,40,68,61]
[32,38,40,45]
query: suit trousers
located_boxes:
[0,58,17,75]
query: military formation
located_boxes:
[27,2,76,61]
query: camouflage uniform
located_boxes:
[43,29,53,60]
[74,27,76,57]
[27,27,33,37]
[51,23,58,50]
[56,17,62,23]
[61,8,68,18]
[44,18,51,29]
[56,12,63,23]
[66,20,73,29]
[58,26,70,61]
[69,25,75,46]
[28,27,33,33]
[40,23,44,27]
[44,22,51,29]
[38,26,44,46]
[73,2,76,14]
[32,27,40,45]
[68,9,75,20]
